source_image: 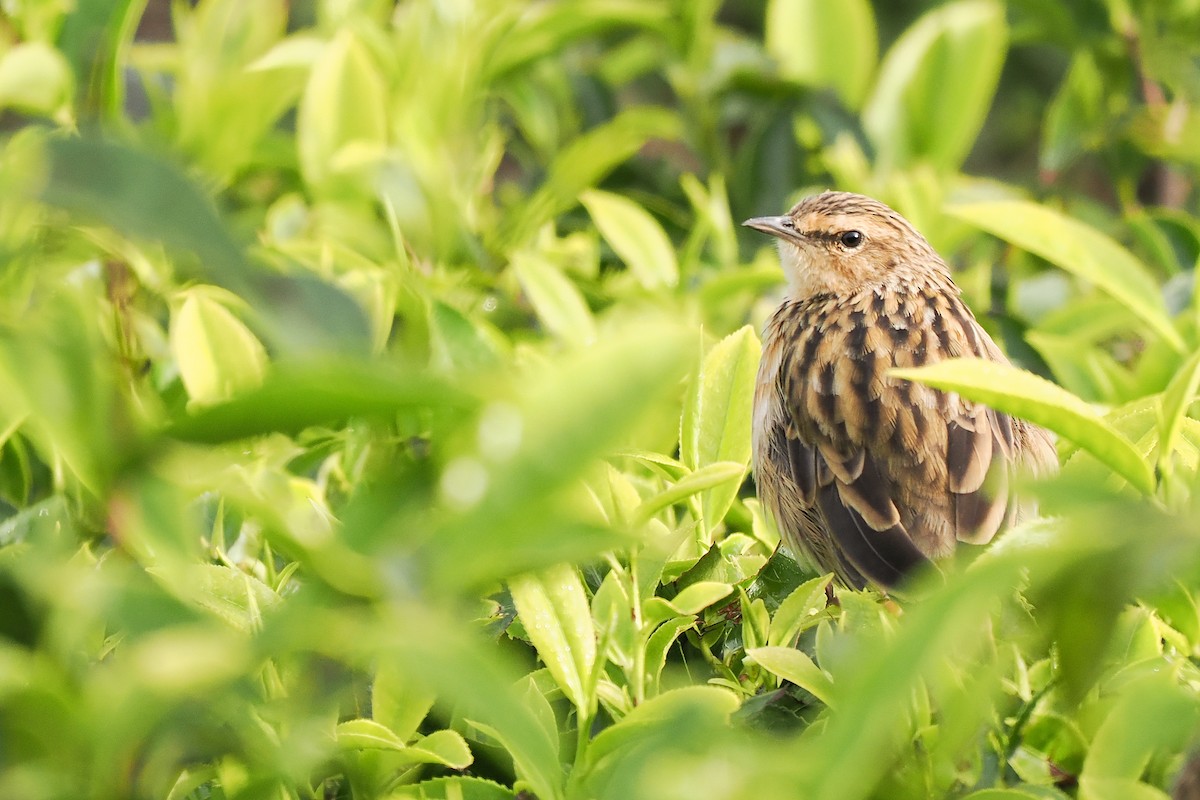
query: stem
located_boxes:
[629,555,647,706]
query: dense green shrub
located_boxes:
[0,1,1199,798]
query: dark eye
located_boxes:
[839,230,864,249]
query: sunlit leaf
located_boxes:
[633,461,747,524]
[765,0,876,108]
[390,776,517,800]
[891,358,1154,494]
[1081,677,1199,782]
[863,0,1007,170]
[768,574,834,647]
[512,252,597,345]
[501,107,681,249]
[170,290,268,407]
[297,28,389,191]
[746,646,834,705]
[642,581,733,629]
[510,564,597,713]
[948,200,1184,353]
[581,189,678,290]
[1156,347,1200,479]
[680,326,760,538]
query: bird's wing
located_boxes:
[773,288,1035,588]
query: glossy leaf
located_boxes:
[746,646,834,705]
[768,574,834,647]
[510,564,597,713]
[642,581,733,629]
[633,461,747,524]
[680,326,760,537]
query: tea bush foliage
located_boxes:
[1,1,1200,798]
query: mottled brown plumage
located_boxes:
[746,192,1056,589]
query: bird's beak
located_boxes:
[742,215,803,245]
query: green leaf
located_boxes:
[512,252,597,346]
[765,0,877,108]
[166,360,472,443]
[429,324,691,589]
[169,291,268,407]
[336,718,407,751]
[151,564,280,632]
[373,664,435,743]
[0,42,73,116]
[863,0,1007,170]
[642,581,733,629]
[1075,778,1168,800]
[335,722,472,768]
[486,1,669,80]
[891,358,1153,495]
[1040,52,1105,174]
[768,574,834,647]
[680,326,760,537]
[1156,347,1200,479]
[509,564,597,713]
[34,135,372,355]
[404,730,473,769]
[745,646,834,705]
[297,28,389,191]
[583,686,739,766]
[580,189,678,290]
[502,107,681,249]
[643,617,696,690]
[947,200,1184,353]
[633,461,747,524]
[37,136,247,279]
[1081,678,1199,782]
[390,776,517,800]
[960,791,1060,800]
[799,556,1023,799]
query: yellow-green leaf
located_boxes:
[336,718,406,751]
[633,461,747,524]
[512,253,596,346]
[170,291,268,407]
[1156,347,1200,478]
[891,358,1154,494]
[948,200,1184,353]
[642,581,733,629]
[509,564,596,713]
[863,0,1006,170]
[581,189,678,289]
[746,646,835,705]
[297,29,388,190]
[680,326,760,537]
[766,0,877,108]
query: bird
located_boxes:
[744,191,1056,590]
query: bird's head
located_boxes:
[744,191,946,299]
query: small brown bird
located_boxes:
[745,191,1056,590]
